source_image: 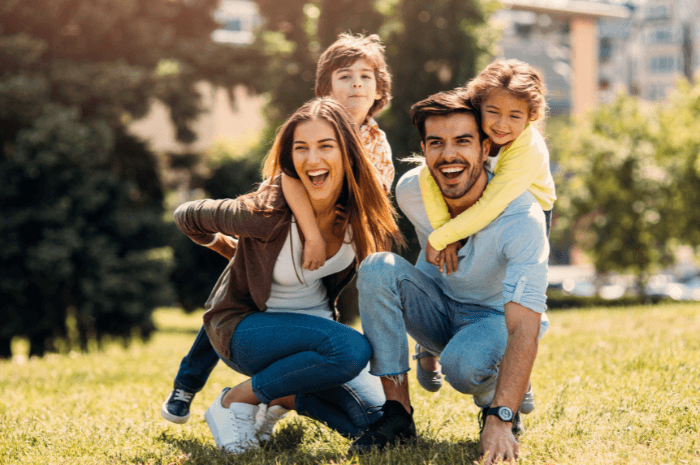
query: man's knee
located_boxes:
[440,350,498,395]
[357,252,400,291]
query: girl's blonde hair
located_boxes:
[467,59,547,121]
[262,97,403,260]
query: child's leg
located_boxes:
[174,325,220,392]
[162,325,220,424]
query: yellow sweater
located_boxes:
[420,122,556,250]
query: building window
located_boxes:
[645,5,668,21]
[650,56,676,73]
[599,37,612,63]
[649,28,674,44]
[515,23,532,39]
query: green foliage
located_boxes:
[1,305,699,463]
[0,0,261,355]
[656,78,700,246]
[552,95,676,285]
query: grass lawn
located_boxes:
[1,303,699,464]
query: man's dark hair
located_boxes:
[410,88,486,143]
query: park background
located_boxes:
[1,0,699,463]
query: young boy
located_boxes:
[161,34,395,438]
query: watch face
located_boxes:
[498,407,514,422]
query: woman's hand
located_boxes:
[303,233,326,271]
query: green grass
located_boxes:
[2,304,699,464]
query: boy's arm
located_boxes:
[281,173,326,270]
[428,142,546,251]
[419,166,451,230]
[202,233,238,261]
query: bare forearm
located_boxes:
[491,302,540,411]
[281,174,321,240]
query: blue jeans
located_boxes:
[357,252,548,407]
[173,325,219,393]
[218,311,384,438]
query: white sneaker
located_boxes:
[204,388,259,454]
[255,404,289,442]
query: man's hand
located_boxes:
[425,240,462,275]
[478,415,519,464]
[302,234,326,271]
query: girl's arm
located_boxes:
[428,130,548,251]
[281,173,326,271]
[419,165,451,230]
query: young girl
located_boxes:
[415,59,556,409]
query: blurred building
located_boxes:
[211,0,262,45]
[496,0,631,116]
[128,0,265,155]
[599,0,700,102]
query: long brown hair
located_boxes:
[262,97,402,260]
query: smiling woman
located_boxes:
[173,97,403,455]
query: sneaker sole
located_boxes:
[204,406,222,446]
[161,400,189,424]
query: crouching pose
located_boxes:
[173,97,402,453]
[349,90,550,464]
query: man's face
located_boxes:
[422,113,490,200]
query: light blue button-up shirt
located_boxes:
[396,166,549,315]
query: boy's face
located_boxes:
[481,88,529,147]
[329,58,381,125]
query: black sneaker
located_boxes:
[161,388,195,424]
[478,406,524,437]
[348,400,417,454]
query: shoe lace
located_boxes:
[173,389,193,403]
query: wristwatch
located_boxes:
[485,406,514,423]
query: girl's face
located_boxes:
[329,58,381,125]
[292,118,345,209]
[481,88,530,148]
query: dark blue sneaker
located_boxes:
[348,400,416,454]
[161,388,195,424]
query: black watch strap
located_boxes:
[486,406,514,422]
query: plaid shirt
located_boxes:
[361,118,394,192]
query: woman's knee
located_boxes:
[334,330,372,377]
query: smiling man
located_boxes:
[349,90,550,464]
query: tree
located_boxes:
[552,94,675,290]
[0,0,260,356]
[655,78,700,247]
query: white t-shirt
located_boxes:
[265,218,355,319]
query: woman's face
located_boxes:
[292,118,346,210]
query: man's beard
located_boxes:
[428,160,484,200]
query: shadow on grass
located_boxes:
[155,422,481,465]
